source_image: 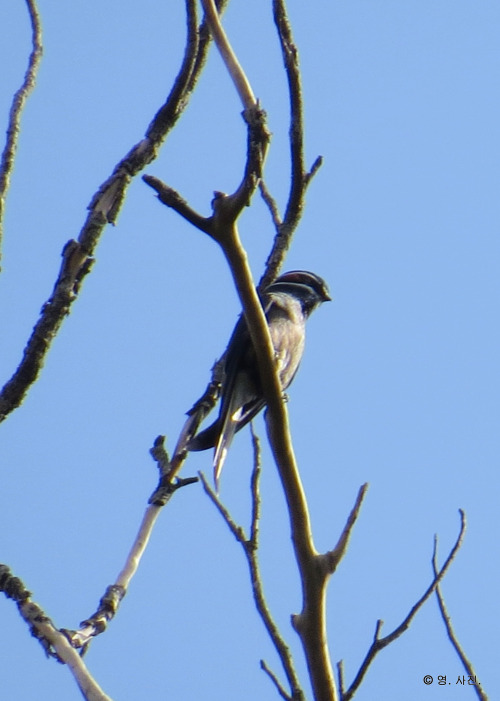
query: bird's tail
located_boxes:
[212,375,252,487]
[213,408,241,488]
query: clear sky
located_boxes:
[0,2,498,700]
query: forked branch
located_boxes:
[0,565,111,701]
[199,429,305,701]
[432,539,488,701]
[339,510,467,701]
[145,4,338,699]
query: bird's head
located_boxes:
[268,270,331,315]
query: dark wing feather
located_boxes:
[188,291,304,485]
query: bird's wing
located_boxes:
[212,296,280,484]
[190,293,287,483]
[188,307,267,453]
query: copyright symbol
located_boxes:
[423,675,433,685]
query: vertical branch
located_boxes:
[219,218,338,701]
[147,2,337,698]
[260,0,323,289]
[272,0,305,224]
[0,0,43,268]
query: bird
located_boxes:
[188,270,331,486]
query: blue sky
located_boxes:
[0,2,498,700]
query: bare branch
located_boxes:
[67,503,162,650]
[153,4,335,697]
[0,0,228,424]
[148,360,223,504]
[432,538,488,701]
[0,0,43,268]
[200,0,256,110]
[272,0,305,225]
[259,179,282,228]
[336,660,345,699]
[260,659,293,701]
[323,484,369,575]
[249,425,261,546]
[0,565,111,701]
[259,0,324,289]
[145,101,270,239]
[304,154,323,186]
[199,470,247,543]
[143,21,274,504]
[143,175,213,234]
[66,453,197,650]
[200,459,305,701]
[342,511,467,701]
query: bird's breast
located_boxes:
[268,312,305,390]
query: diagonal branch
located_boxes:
[65,438,198,650]
[0,0,231,424]
[142,176,213,234]
[323,483,369,575]
[199,436,305,701]
[0,565,111,701]
[1,2,231,660]
[341,510,466,701]
[261,659,294,701]
[0,0,43,269]
[432,540,488,701]
[200,0,255,110]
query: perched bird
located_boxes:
[188,270,331,485]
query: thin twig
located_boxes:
[199,463,305,701]
[261,659,293,701]
[249,425,261,545]
[259,180,282,228]
[336,660,345,699]
[323,484,369,574]
[272,0,305,226]
[142,176,212,234]
[432,538,488,701]
[304,155,323,186]
[259,0,324,289]
[199,471,247,543]
[0,0,43,268]
[342,511,467,701]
